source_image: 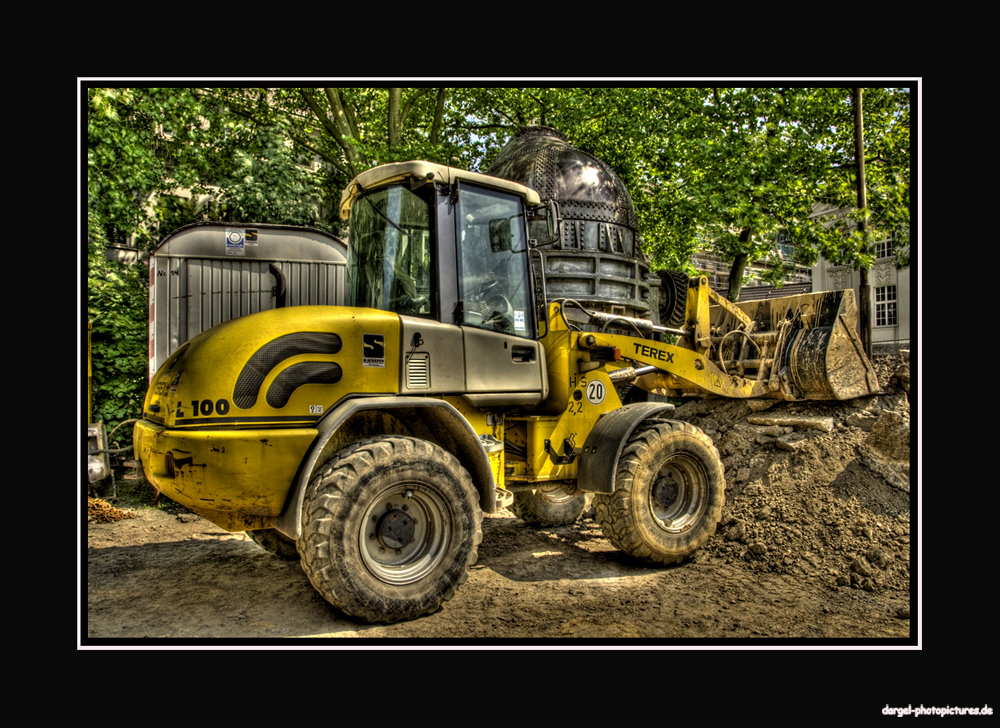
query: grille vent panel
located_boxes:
[405,353,430,389]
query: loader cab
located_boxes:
[343,162,541,339]
[342,161,549,406]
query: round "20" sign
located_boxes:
[585,379,606,405]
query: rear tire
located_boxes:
[297,436,483,623]
[594,420,725,565]
[511,484,589,526]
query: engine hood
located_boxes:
[144,306,400,429]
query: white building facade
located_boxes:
[811,241,911,352]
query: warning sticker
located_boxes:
[363,334,385,368]
[514,310,525,331]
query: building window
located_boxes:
[875,239,894,259]
[875,285,897,327]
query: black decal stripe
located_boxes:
[266,362,343,409]
[233,333,342,409]
[173,415,322,426]
[172,392,394,427]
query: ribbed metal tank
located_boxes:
[486,126,654,320]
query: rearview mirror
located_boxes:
[526,200,561,247]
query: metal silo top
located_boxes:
[487,127,653,320]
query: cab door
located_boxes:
[455,182,546,406]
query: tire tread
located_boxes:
[594,419,725,565]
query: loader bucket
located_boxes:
[710,288,880,401]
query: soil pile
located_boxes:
[668,351,912,599]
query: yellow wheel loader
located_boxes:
[131,132,879,623]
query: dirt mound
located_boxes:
[668,351,911,598]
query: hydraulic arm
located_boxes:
[556,274,880,402]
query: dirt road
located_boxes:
[84,505,911,642]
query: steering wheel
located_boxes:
[482,292,515,332]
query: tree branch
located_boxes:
[399,87,434,127]
[300,88,343,141]
[287,130,350,178]
[322,88,359,139]
[299,88,362,173]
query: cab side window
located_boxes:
[456,185,532,337]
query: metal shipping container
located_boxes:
[148,222,347,381]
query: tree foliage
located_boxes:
[88,88,220,247]
[86,84,911,433]
[806,87,911,269]
[438,87,910,297]
[89,84,911,270]
[203,88,459,203]
[185,86,912,291]
[86,211,148,437]
[86,86,341,435]
[87,88,210,438]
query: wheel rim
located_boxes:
[537,483,577,505]
[359,483,451,585]
[646,454,708,534]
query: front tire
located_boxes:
[594,420,725,565]
[297,436,483,623]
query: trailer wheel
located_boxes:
[511,484,589,526]
[594,420,725,565]
[297,436,482,623]
[246,529,300,560]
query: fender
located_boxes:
[576,402,676,494]
[273,396,496,539]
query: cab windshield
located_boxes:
[347,184,434,316]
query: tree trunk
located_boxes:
[388,88,402,149]
[728,254,747,301]
[431,88,446,146]
[727,228,752,301]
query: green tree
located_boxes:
[215,127,330,227]
[650,88,849,300]
[449,87,706,271]
[554,87,707,272]
[451,86,910,299]
[86,85,911,437]
[205,88,457,198]
[800,87,911,270]
[86,211,148,437]
[87,88,210,439]
[87,87,224,247]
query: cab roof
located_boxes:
[339,161,542,220]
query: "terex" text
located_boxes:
[632,342,674,363]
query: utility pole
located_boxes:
[853,88,872,358]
